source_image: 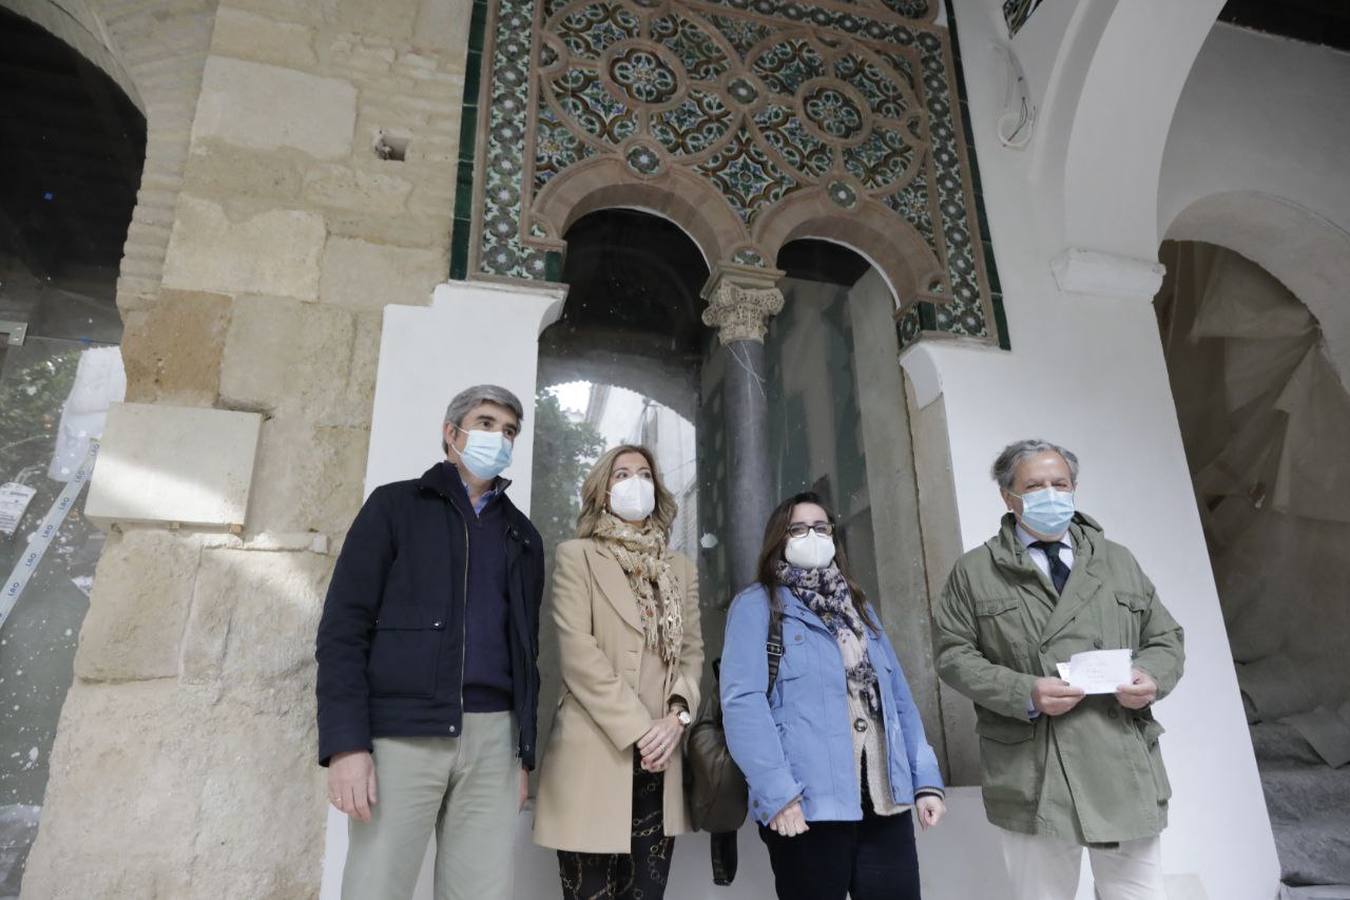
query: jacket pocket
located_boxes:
[975,715,1037,807]
[973,597,1026,665]
[367,609,445,698]
[1115,592,1148,648]
[1135,714,1172,801]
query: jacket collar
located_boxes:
[987,511,1108,640]
[416,462,523,539]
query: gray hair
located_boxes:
[442,384,524,452]
[990,439,1080,491]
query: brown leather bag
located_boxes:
[686,610,783,836]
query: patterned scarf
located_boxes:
[593,512,683,664]
[776,561,882,720]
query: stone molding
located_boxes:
[1050,246,1166,300]
[700,264,785,345]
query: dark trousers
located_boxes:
[759,808,921,900]
[557,756,674,900]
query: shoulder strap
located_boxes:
[766,604,784,693]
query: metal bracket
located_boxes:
[0,319,27,346]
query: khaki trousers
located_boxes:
[999,828,1165,900]
[342,713,518,900]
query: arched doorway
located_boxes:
[0,7,144,894]
[1154,238,1350,888]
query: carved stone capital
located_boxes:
[701,264,785,344]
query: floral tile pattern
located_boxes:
[465,0,1000,345]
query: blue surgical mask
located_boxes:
[1015,487,1075,536]
[453,429,513,480]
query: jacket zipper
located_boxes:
[458,510,468,734]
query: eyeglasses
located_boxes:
[786,522,834,539]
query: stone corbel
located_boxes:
[1050,247,1166,300]
[700,262,786,345]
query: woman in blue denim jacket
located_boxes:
[721,492,946,900]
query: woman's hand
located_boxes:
[916,794,945,830]
[769,799,809,837]
[637,713,684,772]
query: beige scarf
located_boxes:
[593,512,683,664]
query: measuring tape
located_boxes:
[0,441,99,632]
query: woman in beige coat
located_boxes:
[534,444,703,900]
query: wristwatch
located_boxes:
[673,708,692,727]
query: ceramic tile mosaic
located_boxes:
[459,0,1002,347]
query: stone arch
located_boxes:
[530,155,748,273]
[1043,0,1225,259]
[757,188,943,312]
[1164,190,1350,386]
[1,0,218,314]
[0,0,141,110]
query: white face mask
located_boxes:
[609,476,656,522]
[784,531,836,569]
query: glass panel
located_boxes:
[0,337,110,895]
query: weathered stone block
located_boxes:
[210,7,317,69]
[85,403,263,530]
[245,418,368,536]
[182,548,332,695]
[162,195,326,300]
[120,289,232,405]
[302,162,413,214]
[190,697,327,898]
[337,0,419,40]
[182,140,305,203]
[194,57,356,160]
[219,295,352,416]
[73,530,203,682]
[413,0,472,52]
[20,681,204,898]
[319,236,445,309]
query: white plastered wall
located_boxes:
[898,2,1285,898]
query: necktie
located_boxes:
[1030,540,1070,594]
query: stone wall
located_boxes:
[22,1,471,895]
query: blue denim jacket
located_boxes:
[721,583,944,825]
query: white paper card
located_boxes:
[0,483,37,536]
[1062,649,1133,694]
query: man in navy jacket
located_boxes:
[316,384,544,900]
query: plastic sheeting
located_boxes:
[1157,241,1350,886]
[46,346,124,483]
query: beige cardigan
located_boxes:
[532,538,704,854]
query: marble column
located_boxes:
[702,264,785,593]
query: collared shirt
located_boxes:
[1017,522,1074,719]
[461,475,508,517]
[1015,522,1075,579]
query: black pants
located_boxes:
[557,756,674,900]
[758,808,921,900]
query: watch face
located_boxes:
[677,710,691,726]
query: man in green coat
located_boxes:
[935,439,1184,900]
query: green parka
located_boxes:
[934,512,1184,845]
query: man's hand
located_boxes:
[518,767,529,812]
[769,799,809,837]
[1116,668,1158,710]
[916,794,945,830]
[328,750,377,823]
[1031,677,1086,716]
[637,713,684,772]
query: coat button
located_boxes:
[433,621,443,628]
[1093,638,1103,649]
[449,725,458,734]
[1108,707,1119,719]
[794,634,803,642]
[853,717,869,733]
[1040,643,1048,653]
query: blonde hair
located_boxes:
[576,444,678,539]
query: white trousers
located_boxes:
[999,828,1166,900]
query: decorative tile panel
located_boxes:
[460,0,1003,346]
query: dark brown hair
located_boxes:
[754,491,878,631]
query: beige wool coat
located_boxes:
[533,537,704,854]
